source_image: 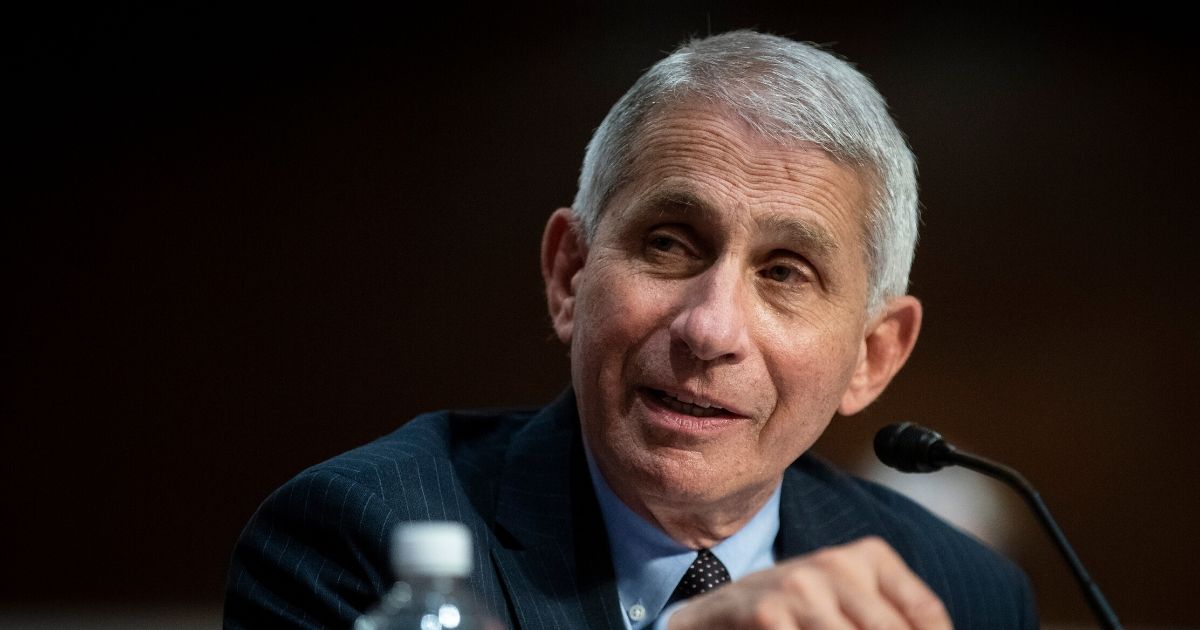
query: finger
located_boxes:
[809,543,913,630]
[869,541,951,630]
[776,566,857,630]
[667,586,809,630]
[745,593,805,630]
[836,588,913,630]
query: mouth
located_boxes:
[648,388,729,417]
[638,387,748,421]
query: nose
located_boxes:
[668,260,751,363]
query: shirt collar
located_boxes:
[585,448,781,629]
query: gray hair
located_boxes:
[571,30,918,310]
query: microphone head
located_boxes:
[874,422,951,473]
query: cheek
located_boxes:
[764,325,862,423]
[571,268,669,392]
[577,268,671,346]
[571,269,676,447]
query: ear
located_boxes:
[541,207,589,344]
[838,295,923,416]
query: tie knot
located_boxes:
[669,548,732,604]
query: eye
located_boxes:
[758,260,813,287]
[644,230,694,257]
[649,235,679,252]
[765,265,794,282]
[640,228,705,276]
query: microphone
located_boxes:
[874,423,1122,630]
[872,422,954,472]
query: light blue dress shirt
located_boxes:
[584,451,781,629]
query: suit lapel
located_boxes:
[490,391,624,630]
[776,456,876,559]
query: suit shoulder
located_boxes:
[225,405,539,628]
[300,405,537,487]
[256,404,539,534]
[792,454,998,553]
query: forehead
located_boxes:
[606,103,870,249]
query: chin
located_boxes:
[627,443,749,504]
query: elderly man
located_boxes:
[226,31,1036,628]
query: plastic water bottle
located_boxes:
[354,521,500,630]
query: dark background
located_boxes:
[6,3,1197,626]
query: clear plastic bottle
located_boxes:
[355,521,501,630]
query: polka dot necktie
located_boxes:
[668,548,732,604]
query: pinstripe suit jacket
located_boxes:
[225,391,1037,628]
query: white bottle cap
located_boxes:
[391,521,473,578]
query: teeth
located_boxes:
[674,392,711,408]
[660,392,726,417]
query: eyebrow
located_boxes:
[634,186,840,259]
[758,214,839,259]
[638,188,708,217]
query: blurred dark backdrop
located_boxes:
[5,3,1197,626]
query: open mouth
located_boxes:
[645,388,732,418]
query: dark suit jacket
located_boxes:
[225,391,1037,628]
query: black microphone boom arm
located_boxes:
[874,423,1122,630]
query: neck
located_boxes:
[615,477,781,549]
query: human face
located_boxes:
[567,104,875,513]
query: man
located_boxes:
[226,31,1036,628]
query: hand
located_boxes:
[667,536,951,629]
